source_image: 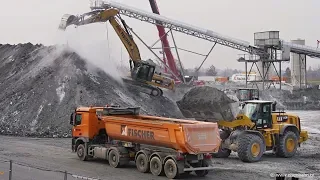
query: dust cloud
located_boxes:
[54,23,126,84]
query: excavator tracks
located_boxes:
[122,77,163,97]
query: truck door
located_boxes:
[256,104,272,129]
[72,113,85,137]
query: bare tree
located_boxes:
[206,65,217,76]
[285,67,291,83]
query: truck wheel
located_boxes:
[150,156,163,176]
[164,159,179,179]
[77,144,88,161]
[195,160,209,177]
[108,150,121,168]
[136,153,150,173]
[276,131,298,158]
[237,134,264,162]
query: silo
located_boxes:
[290,39,306,88]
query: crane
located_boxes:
[148,0,181,82]
[58,8,175,96]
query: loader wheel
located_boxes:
[212,131,231,158]
[77,144,88,161]
[212,147,231,158]
[150,156,163,176]
[276,131,298,158]
[136,153,150,173]
[164,159,179,179]
[108,150,121,168]
[237,134,264,162]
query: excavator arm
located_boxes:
[59,9,140,63]
[58,9,175,96]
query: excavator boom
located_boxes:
[58,9,175,96]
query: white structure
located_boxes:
[290,39,307,88]
[198,76,216,82]
[254,31,279,80]
[230,73,257,83]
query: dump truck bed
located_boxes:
[101,114,221,154]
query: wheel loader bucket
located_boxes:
[58,14,77,30]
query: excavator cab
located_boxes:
[130,61,155,82]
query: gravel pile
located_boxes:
[0,43,183,137]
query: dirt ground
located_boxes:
[0,111,319,180]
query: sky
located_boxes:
[0,0,320,71]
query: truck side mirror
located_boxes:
[70,112,75,125]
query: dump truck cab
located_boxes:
[214,100,308,163]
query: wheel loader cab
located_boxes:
[242,100,273,129]
[131,62,155,82]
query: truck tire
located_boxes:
[164,159,179,179]
[150,156,163,176]
[237,134,264,162]
[108,150,121,168]
[136,153,150,173]
[195,160,209,177]
[276,131,298,158]
[77,144,88,161]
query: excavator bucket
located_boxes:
[58,14,77,30]
[58,9,120,31]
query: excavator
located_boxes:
[58,9,175,96]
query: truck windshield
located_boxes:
[241,103,259,120]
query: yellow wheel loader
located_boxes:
[212,100,308,162]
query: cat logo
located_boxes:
[276,115,288,122]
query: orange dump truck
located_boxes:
[70,106,221,179]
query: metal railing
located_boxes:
[0,158,101,180]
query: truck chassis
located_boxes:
[72,138,214,179]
